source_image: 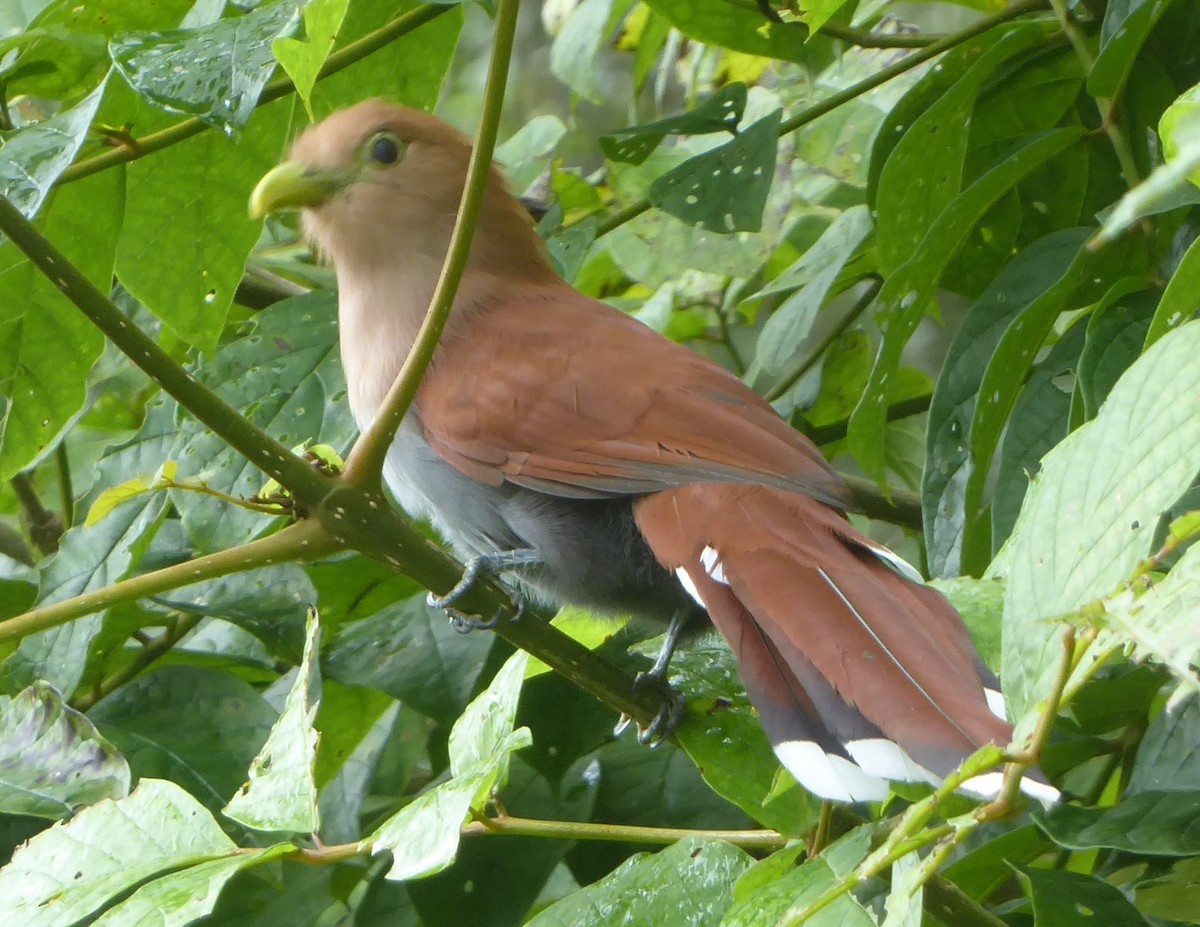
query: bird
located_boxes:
[249,99,1056,804]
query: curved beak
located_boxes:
[249,161,353,219]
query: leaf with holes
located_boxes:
[110,0,302,132]
[224,609,321,833]
[649,109,780,234]
[601,83,746,165]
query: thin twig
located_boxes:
[341,0,521,490]
[55,442,74,529]
[0,519,336,645]
[72,613,204,712]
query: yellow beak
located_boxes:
[248,161,352,219]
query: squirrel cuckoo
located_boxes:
[250,100,1056,804]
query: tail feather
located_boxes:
[636,483,1057,803]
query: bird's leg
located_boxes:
[614,608,689,746]
[428,549,541,632]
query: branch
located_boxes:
[1048,0,1142,190]
[342,0,521,489]
[71,612,203,712]
[58,4,453,186]
[578,0,1054,238]
[0,195,332,505]
[842,474,923,531]
[0,519,335,646]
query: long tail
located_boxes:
[634,483,1057,803]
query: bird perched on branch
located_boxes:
[250,100,1056,804]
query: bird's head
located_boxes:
[250,99,553,282]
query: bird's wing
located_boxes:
[416,285,849,507]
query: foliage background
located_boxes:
[1,0,1200,925]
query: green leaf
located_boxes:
[7,1,193,100]
[642,0,827,65]
[0,464,169,696]
[115,100,293,352]
[310,0,461,116]
[752,205,872,376]
[367,651,532,882]
[167,291,350,549]
[1034,792,1200,856]
[1095,82,1200,245]
[90,665,276,811]
[1130,696,1200,794]
[0,682,129,818]
[0,168,119,483]
[1015,866,1150,926]
[649,109,781,233]
[448,650,528,777]
[323,591,493,723]
[0,76,107,220]
[882,851,923,927]
[1092,538,1200,699]
[91,845,291,927]
[874,24,1044,276]
[1077,289,1156,419]
[407,756,597,927]
[669,643,816,834]
[0,778,239,927]
[850,127,1084,485]
[1088,0,1178,99]
[224,608,321,833]
[109,0,301,132]
[1000,321,1200,720]
[152,563,314,662]
[601,83,746,165]
[271,0,349,119]
[943,824,1051,900]
[1135,857,1200,924]
[1146,223,1200,348]
[527,837,751,927]
[929,576,1004,672]
[549,0,625,104]
[803,0,853,34]
[931,230,1113,577]
[723,828,875,927]
[992,320,1087,552]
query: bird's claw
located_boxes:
[443,596,525,634]
[427,551,535,633]
[612,669,686,746]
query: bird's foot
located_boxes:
[447,595,525,634]
[613,669,687,747]
[427,549,539,633]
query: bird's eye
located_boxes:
[367,132,403,165]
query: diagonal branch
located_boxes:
[0,195,332,504]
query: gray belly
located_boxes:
[382,419,692,621]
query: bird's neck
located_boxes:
[329,189,559,430]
